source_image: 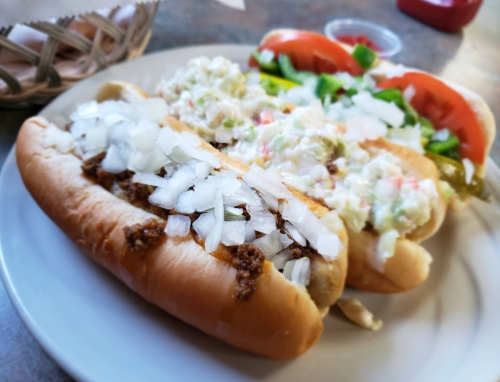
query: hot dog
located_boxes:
[154,56,446,293]
[249,29,496,211]
[15,84,349,359]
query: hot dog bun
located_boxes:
[16,104,348,358]
[344,138,444,293]
[98,81,439,294]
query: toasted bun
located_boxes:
[346,230,432,293]
[98,81,436,294]
[16,114,349,359]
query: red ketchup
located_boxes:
[396,0,483,33]
[335,35,381,52]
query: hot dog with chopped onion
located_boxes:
[16,83,349,359]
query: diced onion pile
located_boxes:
[63,98,344,288]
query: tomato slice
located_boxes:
[249,30,364,76]
[378,72,485,164]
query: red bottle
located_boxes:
[396,0,483,33]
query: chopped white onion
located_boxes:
[102,112,128,127]
[345,115,388,142]
[101,144,127,173]
[181,131,201,147]
[316,232,343,261]
[175,190,195,214]
[205,189,223,253]
[158,126,178,156]
[250,209,277,234]
[127,148,168,173]
[218,176,242,196]
[264,167,285,183]
[85,127,107,151]
[195,161,210,179]
[132,172,170,188]
[272,250,292,270]
[320,210,344,234]
[177,137,221,168]
[259,49,274,64]
[72,100,99,120]
[281,199,307,223]
[253,230,283,257]
[129,118,159,152]
[244,221,256,243]
[193,212,215,240]
[284,222,306,246]
[243,164,293,200]
[283,257,310,287]
[352,91,404,128]
[225,206,243,215]
[285,86,316,107]
[166,215,191,238]
[373,229,399,272]
[192,179,216,211]
[164,164,175,176]
[261,192,279,212]
[135,98,169,124]
[403,85,416,102]
[432,128,451,142]
[463,158,474,185]
[221,221,246,246]
[388,126,424,154]
[229,180,263,208]
[286,205,343,261]
[279,233,293,249]
[148,165,195,209]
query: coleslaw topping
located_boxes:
[158,57,438,237]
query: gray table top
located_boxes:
[0,0,499,381]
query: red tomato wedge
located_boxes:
[378,72,485,164]
[248,30,364,76]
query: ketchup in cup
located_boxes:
[396,0,483,33]
[335,35,381,52]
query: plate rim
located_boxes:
[1,43,500,382]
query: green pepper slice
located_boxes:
[251,51,281,76]
[352,44,377,70]
[426,134,460,154]
[373,88,405,108]
[425,151,490,201]
[420,117,436,138]
[315,73,344,101]
[278,54,318,84]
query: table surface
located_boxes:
[0,0,499,381]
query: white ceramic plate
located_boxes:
[1,45,500,382]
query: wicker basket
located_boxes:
[0,2,158,108]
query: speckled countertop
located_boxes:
[0,0,499,381]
